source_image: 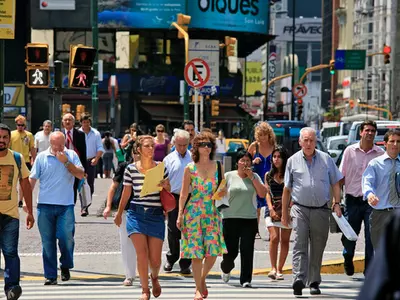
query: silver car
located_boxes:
[326,135,348,163]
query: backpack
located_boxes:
[12,151,22,179]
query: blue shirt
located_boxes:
[285,149,343,207]
[79,127,104,159]
[362,153,400,209]
[163,150,192,194]
[30,148,83,206]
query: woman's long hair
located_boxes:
[104,132,112,150]
[266,145,289,182]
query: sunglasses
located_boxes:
[16,124,25,127]
[157,130,164,133]
[198,142,213,148]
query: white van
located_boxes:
[347,121,400,145]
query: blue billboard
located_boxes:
[188,0,269,34]
[98,0,186,29]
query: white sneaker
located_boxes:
[242,282,252,288]
[221,271,231,283]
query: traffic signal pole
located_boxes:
[171,20,190,121]
[91,0,99,128]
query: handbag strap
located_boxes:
[217,161,222,188]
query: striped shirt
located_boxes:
[123,162,168,207]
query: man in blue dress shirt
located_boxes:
[362,129,400,250]
[163,129,193,274]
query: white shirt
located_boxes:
[34,131,51,153]
[216,138,226,154]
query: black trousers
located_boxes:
[166,193,191,270]
[220,218,258,285]
[86,160,96,196]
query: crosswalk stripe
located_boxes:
[3,279,361,300]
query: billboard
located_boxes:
[188,0,269,34]
[274,18,322,42]
[98,0,186,29]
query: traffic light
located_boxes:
[69,44,97,89]
[276,101,284,113]
[297,98,303,119]
[211,100,220,116]
[329,59,335,75]
[25,43,50,88]
[210,121,217,132]
[176,13,191,39]
[384,54,390,64]
[225,36,237,57]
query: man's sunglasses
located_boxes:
[198,142,213,148]
[157,130,164,133]
[16,124,25,127]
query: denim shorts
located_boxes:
[126,204,165,241]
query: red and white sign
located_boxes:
[293,83,308,98]
[184,58,210,88]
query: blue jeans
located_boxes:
[37,204,75,279]
[0,214,20,293]
[341,194,373,271]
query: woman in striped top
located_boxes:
[114,135,170,300]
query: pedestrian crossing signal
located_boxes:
[69,44,97,89]
[25,43,49,65]
[26,67,50,88]
[69,69,94,89]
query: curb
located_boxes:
[10,257,365,281]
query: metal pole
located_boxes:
[111,86,115,133]
[0,40,4,122]
[184,83,189,120]
[91,0,99,128]
[291,0,296,120]
[200,95,204,131]
[194,88,198,131]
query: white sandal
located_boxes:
[267,270,277,280]
[123,277,134,286]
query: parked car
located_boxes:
[326,135,348,163]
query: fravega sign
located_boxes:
[275,18,322,42]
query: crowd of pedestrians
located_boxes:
[0,116,399,300]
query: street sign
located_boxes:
[334,49,366,70]
[188,40,219,95]
[26,67,50,88]
[184,58,210,89]
[0,0,16,39]
[293,83,308,98]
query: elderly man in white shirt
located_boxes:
[163,129,193,274]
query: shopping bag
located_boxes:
[215,195,230,211]
[331,212,358,241]
[79,178,92,210]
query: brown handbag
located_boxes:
[160,189,176,212]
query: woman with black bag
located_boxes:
[103,146,137,286]
[264,146,292,280]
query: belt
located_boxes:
[375,207,400,211]
[129,203,164,215]
[293,202,329,209]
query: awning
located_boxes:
[212,107,248,123]
[140,104,183,122]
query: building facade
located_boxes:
[24,0,274,136]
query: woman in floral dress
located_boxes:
[177,131,227,300]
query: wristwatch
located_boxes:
[331,202,340,211]
[64,161,71,168]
